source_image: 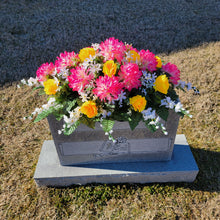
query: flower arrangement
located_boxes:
[21,37,199,142]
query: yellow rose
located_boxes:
[78,47,96,62]
[156,56,162,68]
[81,101,98,118]
[103,60,117,77]
[127,50,140,63]
[43,79,58,95]
[129,95,147,112]
[154,75,169,94]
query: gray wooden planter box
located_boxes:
[47,110,180,165]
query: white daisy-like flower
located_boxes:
[91,43,100,51]
[27,77,39,87]
[79,92,88,102]
[89,63,102,74]
[57,67,69,80]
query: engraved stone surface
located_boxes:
[34,134,199,187]
[47,110,180,165]
[96,137,130,158]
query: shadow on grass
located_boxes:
[51,147,219,193]
[186,147,220,192]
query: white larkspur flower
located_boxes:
[21,79,27,85]
[186,82,192,91]
[117,91,126,107]
[48,97,56,105]
[141,71,156,88]
[102,110,111,118]
[63,107,81,128]
[160,97,175,109]
[142,108,156,120]
[178,80,186,89]
[175,102,183,112]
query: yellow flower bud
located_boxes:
[127,50,140,63]
[43,79,58,95]
[78,47,96,62]
[81,101,98,118]
[129,95,147,112]
[156,56,162,68]
[154,75,169,94]
[103,60,117,77]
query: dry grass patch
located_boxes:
[0,42,219,219]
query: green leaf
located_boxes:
[38,89,45,96]
[34,104,63,122]
[156,107,169,121]
[128,111,143,131]
[168,89,179,101]
[101,119,115,133]
[32,86,44,91]
[34,109,53,122]
[63,121,80,135]
[111,112,129,121]
[66,100,77,112]
[53,112,65,121]
[79,116,96,129]
[145,121,157,133]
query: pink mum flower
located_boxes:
[162,63,180,85]
[36,62,55,82]
[68,67,94,92]
[55,51,78,73]
[99,37,126,63]
[93,75,123,102]
[139,50,157,72]
[119,63,142,91]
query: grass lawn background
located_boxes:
[1,41,219,220]
[0,0,220,219]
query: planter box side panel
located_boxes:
[47,110,180,165]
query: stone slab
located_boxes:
[34,135,199,187]
[47,110,180,165]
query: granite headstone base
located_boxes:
[34,135,199,187]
